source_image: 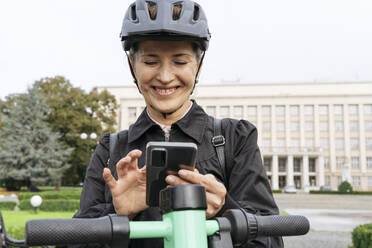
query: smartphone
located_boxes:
[146,141,197,207]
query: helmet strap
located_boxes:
[125,51,141,94]
[191,51,206,95]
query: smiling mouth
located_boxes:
[152,86,179,96]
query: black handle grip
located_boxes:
[256,215,310,237]
[223,209,310,246]
[25,215,130,246]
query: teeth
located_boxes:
[156,87,176,95]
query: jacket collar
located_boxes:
[128,100,208,144]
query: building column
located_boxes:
[317,153,325,186]
[272,155,279,190]
[359,104,367,174]
[302,152,309,189]
[287,155,294,186]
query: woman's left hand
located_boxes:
[165,169,227,219]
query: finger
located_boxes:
[165,175,190,186]
[206,191,225,210]
[178,170,217,190]
[127,149,142,170]
[103,168,116,190]
[116,156,131,178]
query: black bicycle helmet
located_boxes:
[120,0,211,51]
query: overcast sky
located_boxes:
[1,0,372,99]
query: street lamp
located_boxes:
[80,132,97,167]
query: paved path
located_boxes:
[273,193,372,248]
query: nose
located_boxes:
[156,63,175,84]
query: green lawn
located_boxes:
[1,210,75,229]
[1,210,76,240]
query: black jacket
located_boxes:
[74,101,283,247]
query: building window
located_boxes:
[294,158,301,172]
[291,139,300,151]
[368,176,372,186]
[305,121,313,131]
[263,157,272,172]
[277,139,285,151]
[336,157,344,169]
[351,157,360,169]
[337,176,342,185]
[247,106,257,116]
[263,139,271,149]
[319,105,328,115]
[350,121,359,132]
[277,122,285,132]
[335,121,344,132]
[306,139,314,149]
[367,157,372,168]
[206,106,216,116]
[350,138,359,150]
[334,105,343,115]
[128,107,137,118]
[220,106,230,117]
[291,122,299,131]
[262,106,271,116]
[290,105,299,116]
[320,138,329,149]
[364,104,372,115]
[366,121,372,131]
[335,138,344,150]
[276,105,285,116]
[325,176,331,186]
[263,121,271,131]
[233,106,243,117]
[367,138,372,150]
[320,121,328,131]
[352,176,360,186]
[349,104,358,115]
[324,157,329,169]
[279,158,286,172]
[309,158,316,172]
[304,105,314,115]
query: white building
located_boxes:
[97,82,372,191]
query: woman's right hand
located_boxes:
[103,149,148,219]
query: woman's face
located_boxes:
[131,40,200,117]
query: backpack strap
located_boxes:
[107,133,119,166]
[212,118,227,183]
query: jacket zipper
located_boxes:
[164,130,170,142]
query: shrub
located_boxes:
[272,189,283,193]
[338,181,353,193]
[18,191,82,201]
[352,223,372,248]
[19,199,80,212]
[309,190,372,195]
[0,201,17,210]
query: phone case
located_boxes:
[146,141,197,207]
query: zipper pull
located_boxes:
[164,131,170,142]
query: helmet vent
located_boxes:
[146,1,157,20]
[193,4,200,21]
[130,4,137,21]
[172,2,183,21]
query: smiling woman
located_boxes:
[74,1,283,247]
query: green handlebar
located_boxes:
[129,210,220,248]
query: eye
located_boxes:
[144,61,158,65]
[175,61,187,65]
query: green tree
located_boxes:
[32,76,117,185]
[0,89,73,191]
[338,180,353,193]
